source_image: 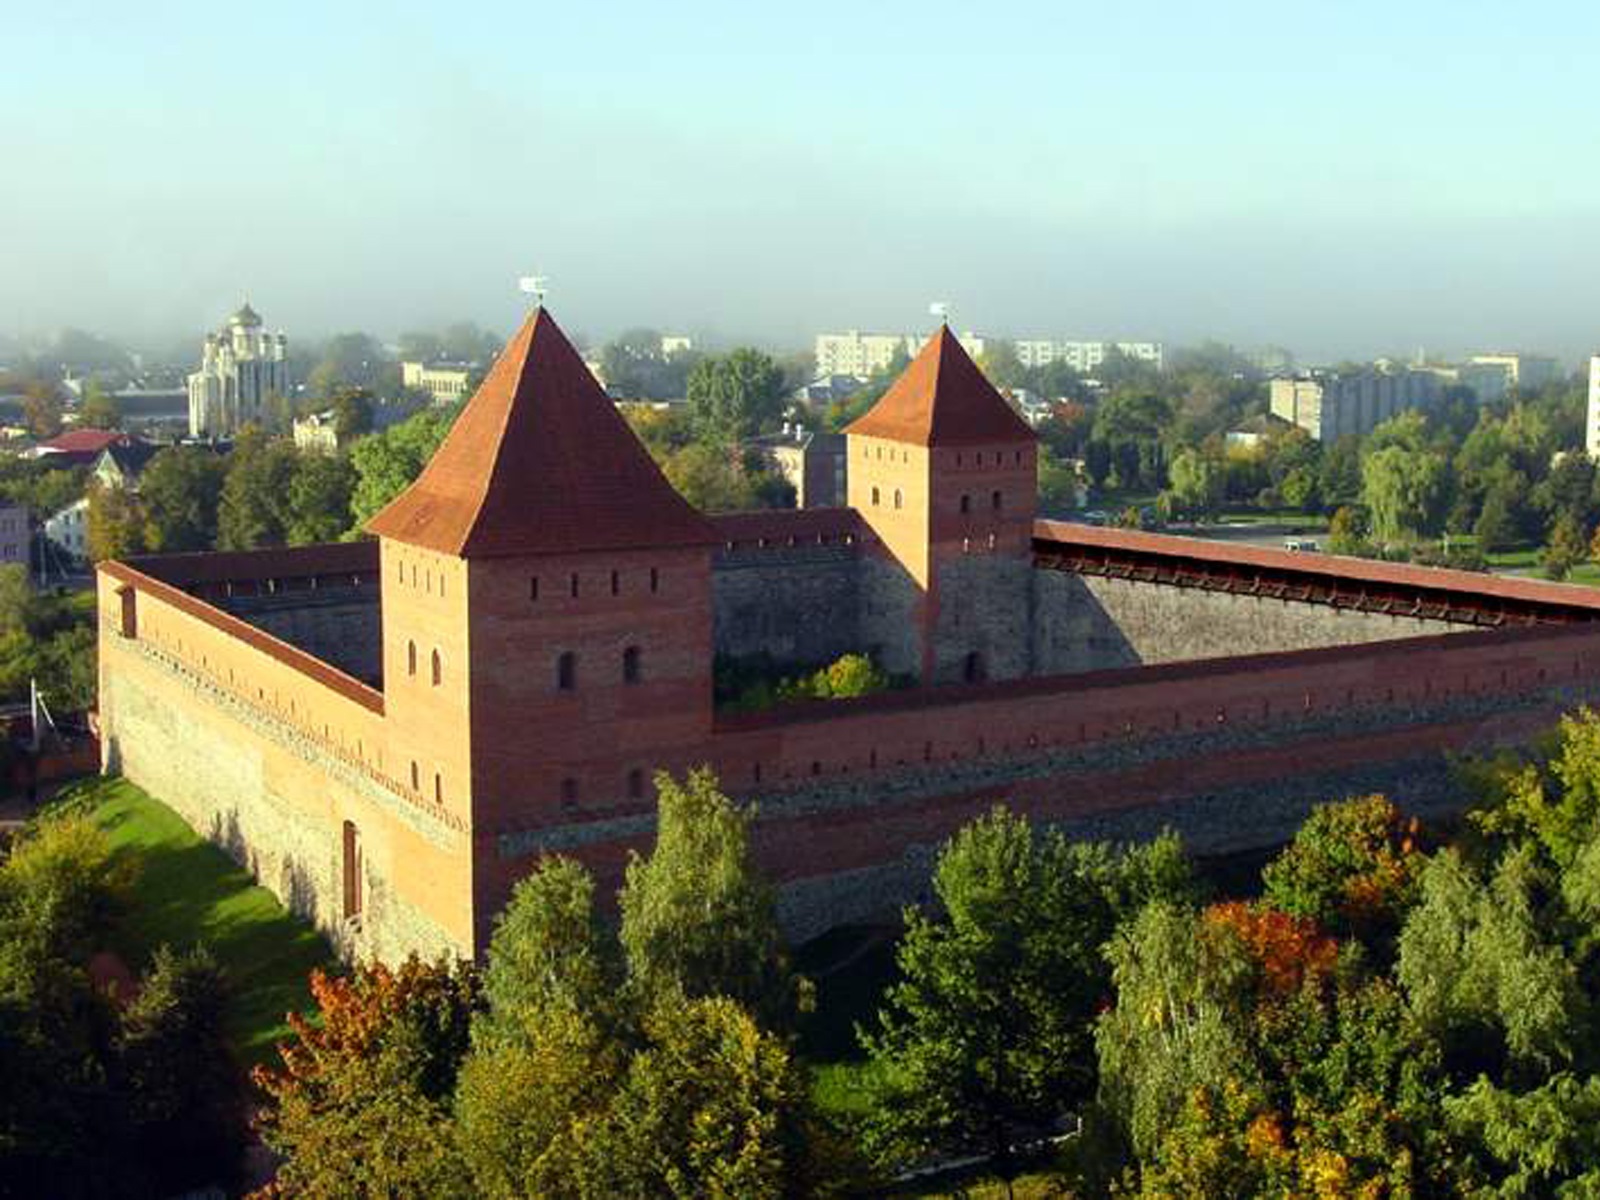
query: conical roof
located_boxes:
[845,325,1035,447]
[366,308,715,558]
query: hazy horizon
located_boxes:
[5,0,1598,366]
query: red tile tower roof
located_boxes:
[365,308,715,558]
[844,325,1036,447]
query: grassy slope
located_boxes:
[51,776,333,1069]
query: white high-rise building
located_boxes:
[815,330,986,379]
[1586,356,1600,458]
[1013,339,1164,374]
[187,302,291,437]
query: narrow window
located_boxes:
[992,490,1002,511]
[893,489,902,510]
[531,576,539,601]
[341,821,362,920]
[434,773,443,804]
[1014,449,1022,464]
[557,651,577,691]
[959,494,971,515]
[975,452,984,465]
[410,760,420,790]
[964,651,987,683]
[650,567,660,594]
[627,768,645,800]
[610,570,620,596]
[431,649,442,686]
[569,572,579,598]
[871,486,880,506]
[622,645,642,685]
[560,778,578,809]
[407,640,417,676]
[117,587,137,638]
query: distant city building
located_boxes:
[29,429,146,469]
[1586,356,1600,458]
[1012,339,1164,374]
[45,497,88,562]
[791,375,862,409]
[293,411,344,454]
[1463,353,1563,403]
[815,330,986,380]
[401,361,474,406]
[90,441,161,490]
[0,503,28,567]
[187,302,291,438]
[1270,369,1440,441]
[743,426,846,508]
[659,335,694,357]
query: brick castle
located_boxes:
[97,308,1600,959]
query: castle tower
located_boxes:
[366,307,717,945]
[846,325,1038,684]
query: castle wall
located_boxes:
[712,544,862,666]
[1030,571,1469,673]
[930,555,1036,683]
[217,590,381,683]
[97,567,473,961]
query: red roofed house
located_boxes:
[94,307,1600,962]
[31,429,148,469]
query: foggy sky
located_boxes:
[3,0,1599,365]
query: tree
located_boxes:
[659,443,760,511]
[348,404,460,528]
[862,808,1192,1181]
[138,447,226,552]
[977,341,1026,390]
[254,957,478,1197]
[217,430,297,549]
[85,479,145,562]
[330,387,376,440]
[115,945,245,1195]
[618,769,805,1031]
[1474,481,1521,554]
[308,332,393,399]
[1362,444,1450,544]
[686,349,786,446]
[79,380,121,430]
[581,998,819,1199]
[1541,512,1588,581]
[1260,795,1424,946]
[1166,447,1225,517]
[21,382,63,439]
[286,454,356,545]
[1327,505,1369,555]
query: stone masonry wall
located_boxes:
[931,555,1036,683]
[712,544,861,666]
[218,591,382,683]
[1032,571,1469,672]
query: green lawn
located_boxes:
[1482,544,1600,585]
[47,776,334,1069]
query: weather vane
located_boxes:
[518,274,549,308]
[928,300,951,326]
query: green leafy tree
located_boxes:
[619,769,806,1031]
[1166,447,1225,516]
[1474,481,1521,554]
[286,453,356,545]
[254,957,479,1198]
[330,387,376,440]
[217,429,298,549]
[581,997,819,1199]
[1327,505,1370,555]
[115,944,245,1195]
[1361,444,1450,544]
[686,349,786,446]
[79,380,121,430]
[1261,795,1425,946]
[85,479,146,562]
[21,381,63,439]
[1444,1072,1600,1195]
[659,443,761,511]
[138,447,227,552]
[862,808,1192,1178]
[1541,511,1588,581]
[348,404,461,528]
[976,340,1026,390]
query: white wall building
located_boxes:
[1586,356,1600,459]
[1013,339,1164,374]
[1270,369,1440,442]
[401,361,474,405]
[187,302,291,438]
[45,498,88,562]
[815,330,987,380]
